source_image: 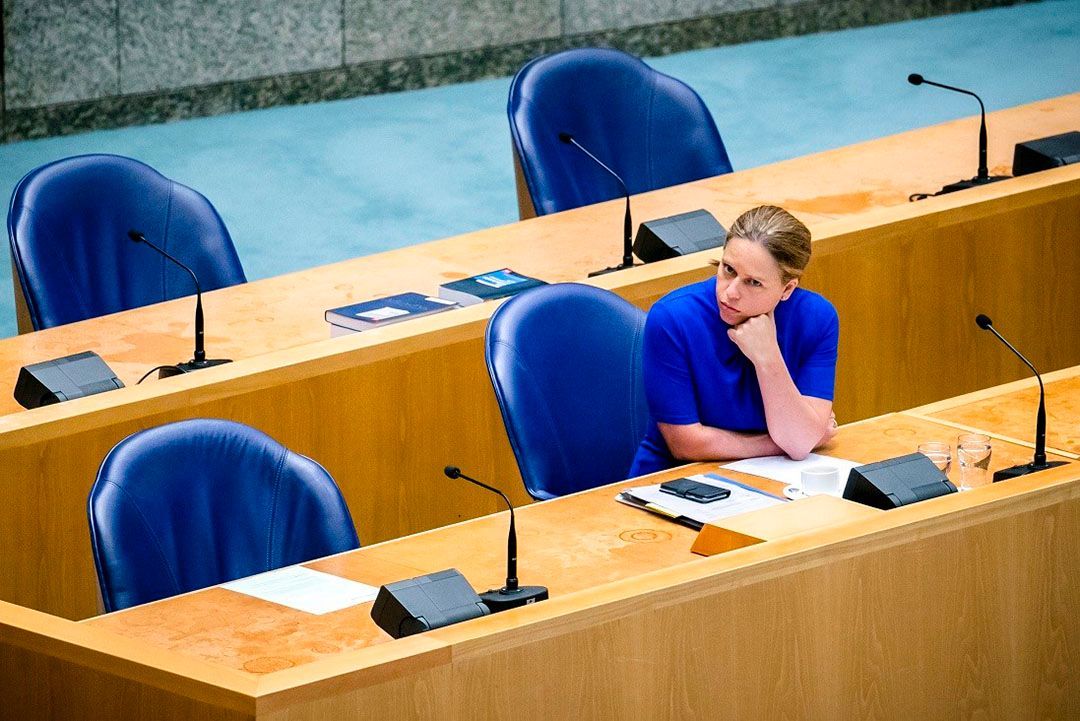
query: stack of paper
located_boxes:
[617,473,784,529]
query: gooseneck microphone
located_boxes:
[974,314,1068,482]
[128,229,232,378]
[558,132,636,277]
[907,73,1010,197]
[444,465,548,612]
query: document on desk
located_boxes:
[720,453,861,492]
[618,473,784,529]
[221,565,378,614]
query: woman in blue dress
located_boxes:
[629,205,839,477]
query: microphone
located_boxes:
[974,314,1068,482]
[443,465,548,612]
[907,73,1009,196]
[128,229,232,378]
[558,132,636,277]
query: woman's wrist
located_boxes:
[749,346,785,373]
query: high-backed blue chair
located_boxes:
[88,418,359,612]
[485,283,648,500]
[7,154,246,332]
[508,47,732,218]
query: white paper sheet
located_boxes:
[619,473,784,525]
[720,453,861,495]
[220,565,378,615]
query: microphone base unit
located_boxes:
[588,261,638,278]
[992,459,1069,483]
[480,584,549,612]
[158,358,233,379]
[937,174,1011,195]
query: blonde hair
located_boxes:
[712,205,811,283]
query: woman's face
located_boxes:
[714,236,798,326]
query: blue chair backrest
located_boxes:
[8,154,246,330]
[485,283,649,500]
[508,47,733,216]
[88,418,360,612]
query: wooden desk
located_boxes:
[2,373,1078,719]
[2,94,1080,620]
[909,365,1080,456]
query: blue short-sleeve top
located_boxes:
[628,277,839,477]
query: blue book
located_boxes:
[438,268,546,306]
[325,293,459,335]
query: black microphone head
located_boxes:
[443,465,461,479]
[975,314,993,330]
[908,73,924,86]
[557,132,573,144]
[127,229,145,243]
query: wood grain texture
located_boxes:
[84,412,1069,679]
[2,95,1079,622]
[0,600,257,720]
[803,167,1080,423]
[914,368,1080,455]
[437,474,1079,721]
[4,380,1079,719]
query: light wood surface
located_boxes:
[909,365,1080,455]
[1,372,1077,719]
[2,94,1080,622]
[75,412,1075,669]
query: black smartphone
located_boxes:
[659,478,731,503]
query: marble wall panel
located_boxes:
[118,0,343,94]
[3,0,119,109]
[344,0,561,64]
[2,0,1034,142]
[562,0,774,35]
[4,83,235,141]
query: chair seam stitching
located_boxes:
[493,338,576,493]
[100,479,183,599]
[161,182,175,298]
[645,73,658,189]
[266,448,288,569]
[13,202,94,326]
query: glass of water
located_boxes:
[957,434,992,491]
[917,441,952,475]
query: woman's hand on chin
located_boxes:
[727,312,781,367]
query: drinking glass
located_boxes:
[917,441,951,475]
[957,438,992,491]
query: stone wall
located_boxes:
[0,0,1031,142]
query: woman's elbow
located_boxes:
[660,426,706,462]
[784,445,813,462]
[666,437,700,462]
[776,432,820,461]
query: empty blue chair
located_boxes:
[88,418,359,612]
[508,47,733,218]
[8,154,246,332]
[485,283,648,500]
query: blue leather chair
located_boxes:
[88,418,360,612]
[508,47,733,218]
[7,154,246,332]
[485,283,648,500]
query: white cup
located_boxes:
[801,465,840,496]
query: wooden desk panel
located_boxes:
[432,472,1078,721]
[2,95,1079,621]
[2,376,1077,720]
[2,93,1075,406]
[83,413,1069,675]
[909,366,1080,455]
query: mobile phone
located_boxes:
[659,478,731,503]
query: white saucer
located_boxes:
[783,485,807,500]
